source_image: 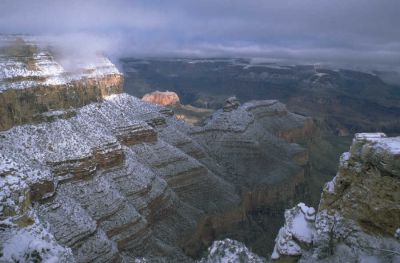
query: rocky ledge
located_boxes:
[0,93,315,262]
[272,133,400,262]
[0,36,123,131]
[0,36,317,262]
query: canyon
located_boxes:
[122,58,400,135]
[0,37,399,263]
[0,37,315,262]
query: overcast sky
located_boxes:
[1,0,399,69]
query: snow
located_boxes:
[325,176,337,193]
[272,203,316,259]
[0,213,74,263]
[41,110,68,117]
[271,246,280,260]
[349,134,400,177]
[378,137,400,155]
[0,36,121,92]
[0,152,53,216]
[355,133,387,141]
[199,238,266,263]
[291,209,313,244]
[0,92,166,222]
[395,228,400,239]
[324,152,351,193]
[341,152,351,163]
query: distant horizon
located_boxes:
[1,0,399,73]
[118,56,400,86]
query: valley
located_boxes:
[0,37,398,263]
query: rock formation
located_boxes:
[222,96,240,112]
[142,90,180,106]
[0,36,123,132]
[198,239,266,263]
[272,133,400,262]
[271,203,316,261]
[0,36,316,262]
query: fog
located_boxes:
[1,0,399,71]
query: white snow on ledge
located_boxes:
[0,37,121,92]
[0,212,74,263]
[377,137,400,155]
[352,133,400,157]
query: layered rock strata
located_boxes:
[142,90,180,106]
[272,133,400,262]
[0,93,314,261]
[0,36,123,131]
[178,99,315,257]
[0,36,316,262]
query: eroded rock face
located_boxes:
[0,94,212,262]
[182,99,315,257]
[0,93,314,262]
[0,36,316,262]
[0,36,123,131]
[319,133,400,235]
[142,90,180,106]
[272,133,400,262]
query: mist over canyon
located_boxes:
[1,1,400,263]
[0,34,398,263]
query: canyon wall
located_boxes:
[272,133,400,262]
[0,37,123,131]
[0,36,316,262]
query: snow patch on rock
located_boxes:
[199,238,266,263]
[271,203,316,260]
[0,212,74,263]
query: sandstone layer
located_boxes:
[142,90,180,106]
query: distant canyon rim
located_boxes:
[0,36,399,263]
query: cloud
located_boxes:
[0,0,399,70]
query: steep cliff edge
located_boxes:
[272,133,400,262]
[1,36,316,262]
[0,36,123,131]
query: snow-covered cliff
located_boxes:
[0,36,123,131]
[272,133,400,262]
[0,36,317,262]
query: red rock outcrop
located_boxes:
[142,90,180,106]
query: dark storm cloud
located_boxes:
[0,0,399,69]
